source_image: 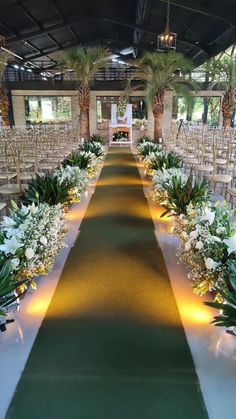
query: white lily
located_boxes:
[39,236,48,246]
[25,248,35,259]
[223,234,236,255]
[204,208,215,225]
[205,257,218,270]
[0,216,16,228]
[0,236,23,255]
[195,241,204,250]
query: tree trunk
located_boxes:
[222,88,235,128]
[152,92,164,142]
[202,97,209,124]
[79,85,90,139]
[153,112,162,141]
[186,98,195,122]
[0,87,9,126]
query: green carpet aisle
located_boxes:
[7,148,208,419]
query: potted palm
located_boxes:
[56,46,110,139]
[129,51,193,141]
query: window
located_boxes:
[96,96,147,129]
[173,96,221,126]
[25,96,72,124]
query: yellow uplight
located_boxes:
[181,303,212,325]
[27,297,49,317]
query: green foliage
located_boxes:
[149,153,183,171]
[63,150,93,169]
[136,136,153,145]
[161,174,209,217]
[79,142,104,157]
[204,260,236,329]
[24,173,71,206]
[132,51,194,106]
[55,46,111,87]
[0,260,29,316]
[138,142,162,157]
[89,134,104,144]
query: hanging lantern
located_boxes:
[157,0,177,51]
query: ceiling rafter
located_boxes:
[133,0,152,56]
[5,15,210,54]
[48,0,80,44]
[160,0,236,28]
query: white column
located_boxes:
[12,95,25,127]
[71,95,79,131]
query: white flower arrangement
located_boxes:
[174,201,235,297]
[54,165,89,203]
[80,151,100,178]
[151,168,187,206]
[0,202,67,288]
[143,151,164,175]
[137,141,162,158]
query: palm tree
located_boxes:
[214,54,236,128]
[130,51,193,141]
[56,46,110,139]
[0,51,10,126]
[197,57,221,124]
[197,50,236,128]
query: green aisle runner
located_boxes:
[7,148,208,419]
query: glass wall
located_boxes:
[96,96,147,129]
[25,96,72,125]
[173,96,221,126]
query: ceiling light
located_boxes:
[1,46,23,60]
[157,0,177,51]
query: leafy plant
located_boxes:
[55,46,110,138]
[63,150,93,169]
[79,142,104,158]
[89,134,104,144]
[161,174,209,217]
[149,153,183,171]
[204,260,236,329]
[24,173,71,206]
[138,142,162,158]
[0,260,29,316]
[130,51,194,140]
[136,136,153,145]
